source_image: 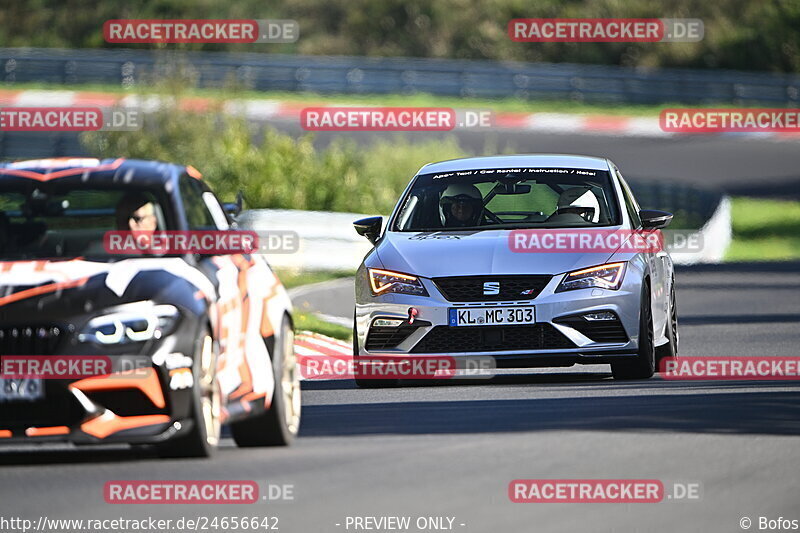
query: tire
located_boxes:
[231,317,301,447]
[157,328,221,458]
[612,281,656,380]
[655,281,679,371]
[353,313,397,388]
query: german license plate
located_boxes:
[0,378,44,401]
[449,306,535,327]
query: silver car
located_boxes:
[352,154,678,386]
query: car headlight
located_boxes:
[79,303,180,345]
[368,268,428,296]
[556,262,627,292]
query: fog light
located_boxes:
[583,311,617,321]
[373,318,404,327]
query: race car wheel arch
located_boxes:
[611,277,656,380]
[655,279,679,367]
[230,314,300,446]
[156,325,221,458]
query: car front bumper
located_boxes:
[355,268,644,366]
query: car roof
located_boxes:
[0,157,199,187]
[419,154,610,174]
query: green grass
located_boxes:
[1,80,752,117]
[294,312,352,341]
[276,268,354,340]
[726,197,800,261]
[275,268,355,290]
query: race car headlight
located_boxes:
[556,262,627,292]
[79,303,180,345]
[368,268,428,296]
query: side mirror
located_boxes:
[639,209,673,229]
[353,216,383,245]
[223,191,244,219]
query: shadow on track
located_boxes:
[300,379,800,438]
[0,444,158,466]
[681,313,800,325]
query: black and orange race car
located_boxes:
[0,158,300,457]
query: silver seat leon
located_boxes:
[352,154,678,386]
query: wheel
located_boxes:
[157,327,221,458]
[231,317,301,446]
[612,281,656,380]
[353,313,397,388]
[655,280,679,370]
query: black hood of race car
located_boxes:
[0,258,211,355]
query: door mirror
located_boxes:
[639,209,673,229]
[222,191,244,219]
[353,216,383,245]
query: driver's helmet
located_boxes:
[439,183,483,227]
[555,187,600,223]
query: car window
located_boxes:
[180,175,218,229]
[393,167,621,231]
[0,187,167,259]
[478,182,560,221]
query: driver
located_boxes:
[439,183,483,228]
[553,187,600,223]
[115,192,158,231]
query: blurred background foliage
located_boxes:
[2,0,799,72]
[81,90,468,214]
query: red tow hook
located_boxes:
[408,307,419,325]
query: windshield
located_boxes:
[393,167,621,231]
[0,185,169,260]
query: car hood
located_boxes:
[376,230,616,278]
[0,258,217,309]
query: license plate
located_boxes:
[449,306,535,326]
[0,378,44,402]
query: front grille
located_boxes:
[433,275,551,302]
[554,314,629,343]
[365,324,423,351]
[0,325,67,355]
[411,324,575,353]
[0,382,85,429]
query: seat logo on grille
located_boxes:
[482,281,500,295]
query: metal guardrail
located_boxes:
[629,181,721,229]
[2,47,799,105]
